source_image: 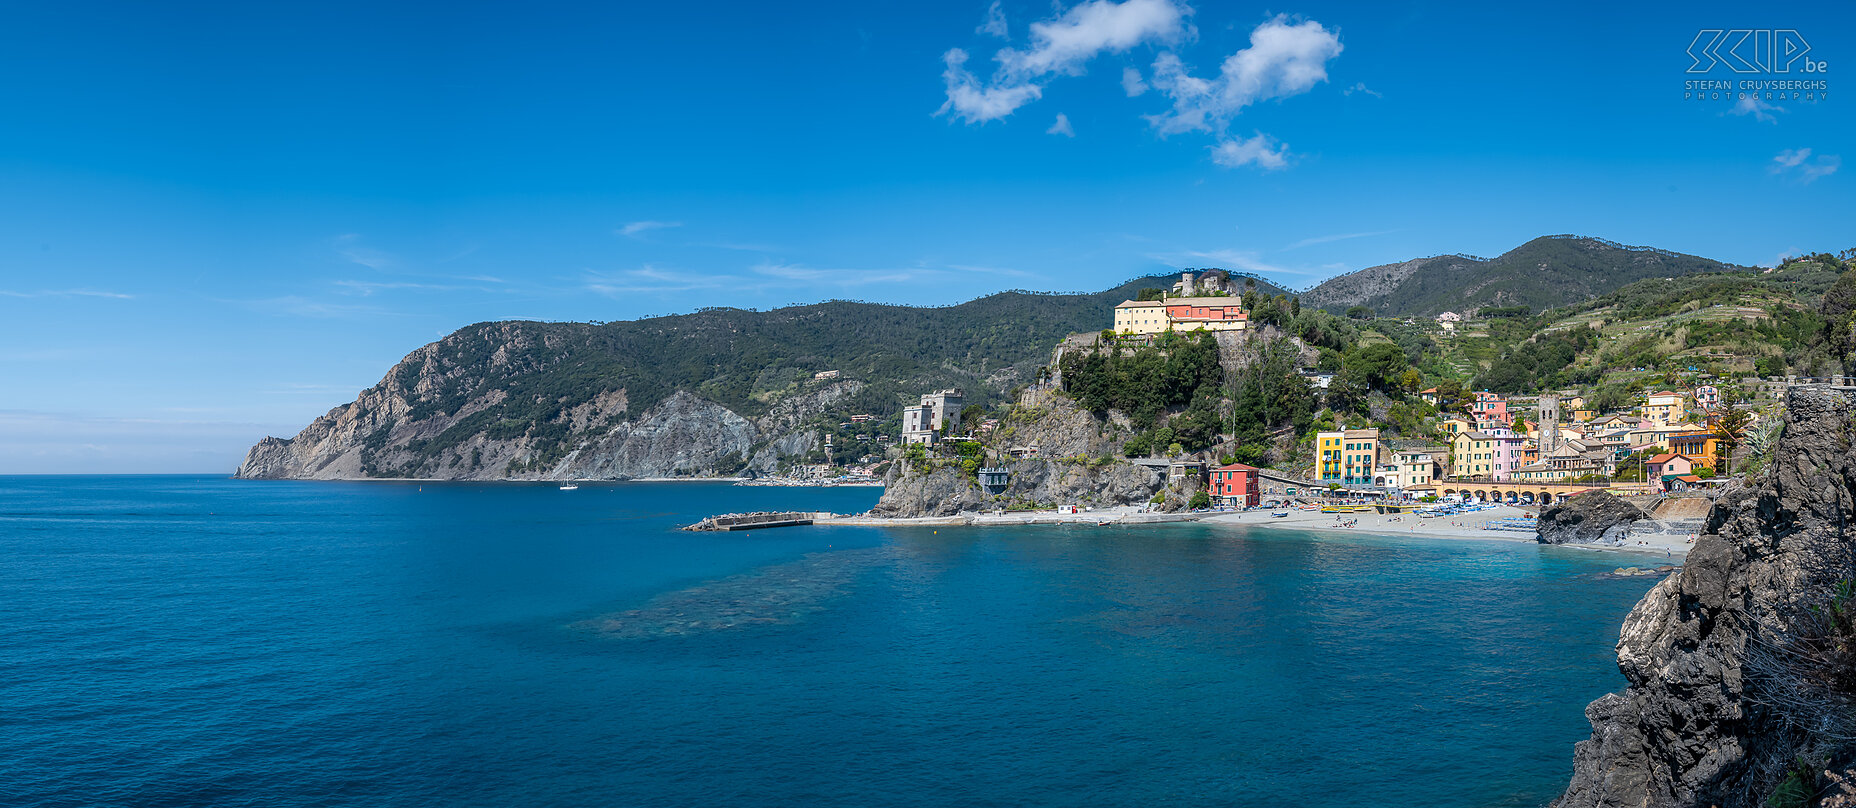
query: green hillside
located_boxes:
[375,272,1293,472]
[1425,253,1854,397]
[1315,235,1740,318]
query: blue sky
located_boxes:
[1,0,1850,472]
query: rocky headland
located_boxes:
[1554,386,1856,808]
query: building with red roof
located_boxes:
[1210,462,1261,507]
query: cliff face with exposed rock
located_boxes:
[234,320,863,481]
[1554,387,1856,808]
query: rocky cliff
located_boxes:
[233,319,867,480]
[1554,387,1856,808]
[869,457,1163,518]
[1538,492,1650,546]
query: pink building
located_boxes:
[1472,391,1509,427]
[1489,430,1526,481]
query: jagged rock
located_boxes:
[1553,387,1856,808]
[868,459,1163,518]
[1537,491,1649,546]
[554,391,755,479]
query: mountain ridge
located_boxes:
[1301,235,1741,317]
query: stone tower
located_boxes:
[1539,394,1561,454]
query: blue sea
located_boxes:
[0,476,1664,807]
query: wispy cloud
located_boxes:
[1152,248,1328,279]
[231,295,401,319]
[331,277,517,296]
[1122,66,1149,96]
[1282,228,1400,250]
[977,0,1008,38]
[0,408,300,474]
[0,289,133,299]
[1209,132,1288,170]
[584,265,740,296]
[937,0,1189,123]
[1770,148,1840,183]
[332,233,397,269]
[1047,113,1076,137]
[1343,81,1381,98]
[750,262,921,286]
[618,220,683,238]
[583,258,1029,298]
[699,241,785,253]
[1728,95,1782,123]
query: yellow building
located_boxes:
[1316,431,1344,482]
[1317,428,1379,487]
[1113,297,1249,335]
[1640,391,1686,427]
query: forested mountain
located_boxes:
[1302,235,1740,317]
[236,272,1289,481]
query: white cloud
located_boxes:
[1122,66,1149,96]
[938,49,1043,124]
[999,0,1189,77]
[1770,148,1840,183]
[1047,113,1076,137]
[618,220,683,238]
[1729,95,1782,123]
[1147,15,1342,135]
[978,0,1008,38]
[937,0,1189,123]
[1343,81,1380,98]
[1210,133,1289,170]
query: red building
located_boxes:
[1211,462,1261,507]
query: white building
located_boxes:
[901,404,935,445]
[920,389,963,432]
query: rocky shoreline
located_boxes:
[1552,386,1856,808]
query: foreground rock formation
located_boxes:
[1554,387,1856,808]
[1537,491,1649,546]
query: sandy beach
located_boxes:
[1204,505,1692,558]
[820,503,1691,559]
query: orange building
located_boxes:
[1211,462,1261,507]
[1114,297,1248,335]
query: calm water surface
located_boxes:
[0,476,1662,807]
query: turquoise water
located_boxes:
[0,476,1660,807]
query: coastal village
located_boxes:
[698,263,1856,551]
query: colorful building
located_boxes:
[1642,391,1686,426]
[1647,453,1695,489]
[1471,391,1509,428]
[1113,297,1249,335]
[1667,431,1720,469]
[1396,447,1445,489]
[1316,431,1344,483]
[1339,428,1380,487]
[1211,463,1261,507]
[1449,429,1524,480]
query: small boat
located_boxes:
[559,484,579,490]
[1270,511,1290,518]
